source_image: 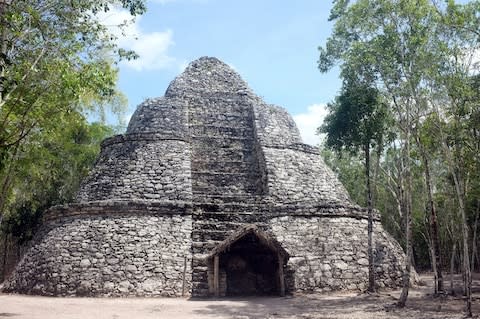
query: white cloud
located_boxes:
[293,104,329,146]
[124,30,175,71]
[227,63,238,71]
[470,48,480,75]
[178,59,189,72]
[96,7,176,71]
[124,111,134,125]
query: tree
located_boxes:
[427,4,479,314]
[0,0,146,223]
[318,1,479,314]
[415,116,444,294]
[1,119,115,243]
[321,79,390,293]
[319,0,429,306]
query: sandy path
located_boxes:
[0,274,478,319]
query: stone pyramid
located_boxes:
[4,57,408,297]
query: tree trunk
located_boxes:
[416,134,443,294]
[214,255,219,297]
[450,242,456,296]
[0,0,7,103]
[450,162,472,316]
[366,144,375,293]
[471,201,479,272]
[1,233,7,281]
[430,243,438,292]
[397,192,412,307]
[433,102,472,316]
[397,135,412,308]
[371,144,382,207]
[460,209,472,317]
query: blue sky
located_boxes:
[103,0,342,145]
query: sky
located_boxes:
[102,0,342,145]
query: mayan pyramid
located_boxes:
[4,57,408,297]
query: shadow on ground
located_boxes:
[190,273,480,319]
[191,294,387,319]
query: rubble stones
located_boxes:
[4,214,193,297]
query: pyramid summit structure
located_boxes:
[4,57,408,297]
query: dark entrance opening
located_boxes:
[208,225,289,297]
[221,232,278,296]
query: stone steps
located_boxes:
[191,240,222,254]
[186,101,252,116]
[191,137,254,152]
[191,224,268,242]
[191,188,259,196]
[192,181,259,195]
[191,160,252,173]
[190,152,255,164]
[188,98,261,198]
[193,220,266,232]
[189,114,251,126]
[189,123,252,131]
[191,149,256,165]
[191,210,269,251]
[188,114,252,127]
[190,127,253,139]
[192,193,264,204]
[191,230,231,242]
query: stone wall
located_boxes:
[187,93,263,197]
[164,57,251,98]
[270,215,405,292]
[251,96,352,205]
[76,137,192,203]
[3,57,412,297]
[253,103,302,147]
[3,211,192,297]
[261,147,351,204]
[127,97,188,135]
[190,203,269,296]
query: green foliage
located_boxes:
[320,147,366,206]
[318,0,480,284]
[320,81,391,155]
[321,140,448,271]
[0,0,143,152]
[1,119,114,242]
[0,202,43,244]
[0,0,146,240]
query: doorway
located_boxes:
[208,225,288,297]
[222,232,279,295]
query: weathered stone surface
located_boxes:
[76,139,192,203]
[3,56,413,297]
[4,214,192,297]
[270,216,406,292]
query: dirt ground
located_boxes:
[0,274,479,319]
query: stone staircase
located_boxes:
[188,97,263,199]
[190,204,270,296]
[186,95,269,295]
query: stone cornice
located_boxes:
[44,200,193,222]
[261,143,320,155]
[44,199,379,222]
[101,132,190,148]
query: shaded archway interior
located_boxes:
[220,232,280,296]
